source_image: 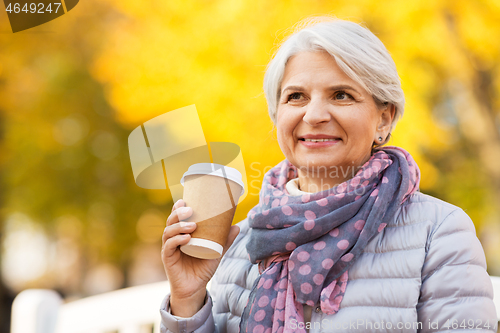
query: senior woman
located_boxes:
[159,18,497,333]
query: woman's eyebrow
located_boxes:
[281,85,305,94]
[281,84,361,94]
[326,84,360,93]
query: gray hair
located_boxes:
[264,17,405,132]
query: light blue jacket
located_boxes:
[160,192,498,332]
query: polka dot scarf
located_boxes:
[240,147,420,333]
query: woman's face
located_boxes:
[276,51,394,188]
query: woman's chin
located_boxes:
[295,161,344,174]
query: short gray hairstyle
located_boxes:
[264,17,405,132]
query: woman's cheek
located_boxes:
[277,132,288,155]
[276,130,293,159]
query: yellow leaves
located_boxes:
[417,159,440,190]
[90,0,500,216]
[454,5,500,68]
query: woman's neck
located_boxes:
[296,176,343,193]
[296,166,360,193]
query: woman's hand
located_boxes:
[161,199,240,317]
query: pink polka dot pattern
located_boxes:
[254,310,266,322]
[341,253,354,262]
[329,228,339,237]
[281,206,293,216]
[304,220,315,231]
[313,274,325,285]
[350,177,360,187]
[317,198,328,206]
[253,324,264,333]
[337,239,349,250]
[304,210,316,220]
[301,283,313,294]
[285,242,296,251]
[337,182,347,193]
[242,147,421,333]
[278,177,286,186]
[354,220,365,230]
[258,296,269,307]
[267,264,278,275]
[313,241,326,250]
[275,294,285,310]
[297,251,310,262]
[263,279,273,289]
[378,223,387,232]
[264,195,270,205]
[299,264,311,275]
[322,258,334,270]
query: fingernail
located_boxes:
[179,207,191,214]
[180,222,196,228]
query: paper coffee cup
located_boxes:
[179,163,244,259]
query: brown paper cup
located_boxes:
[180,164,244,259]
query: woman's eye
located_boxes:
[287,92,302,101]
[334,91,353,100]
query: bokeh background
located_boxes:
[1,0,500,331]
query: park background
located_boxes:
[1,0,500,331]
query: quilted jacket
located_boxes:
[160,192,497,332]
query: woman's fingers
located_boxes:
[171,199,185,213]
[161,203,196,260]
[166,206,193,226]
[162,233,192,258]
[162,221,197,244]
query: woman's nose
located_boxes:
[302,98,332,126]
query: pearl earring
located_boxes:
[378,137,383,142]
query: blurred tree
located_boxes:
[0,0,164,302]
[0,3,499,327]
[93,0,500,231]
[0,108,15,333]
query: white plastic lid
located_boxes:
[180,238,223,259]
[180,163,244,195]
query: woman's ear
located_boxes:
[375,104,395,142]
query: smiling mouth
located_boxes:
[299,138,340,142]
